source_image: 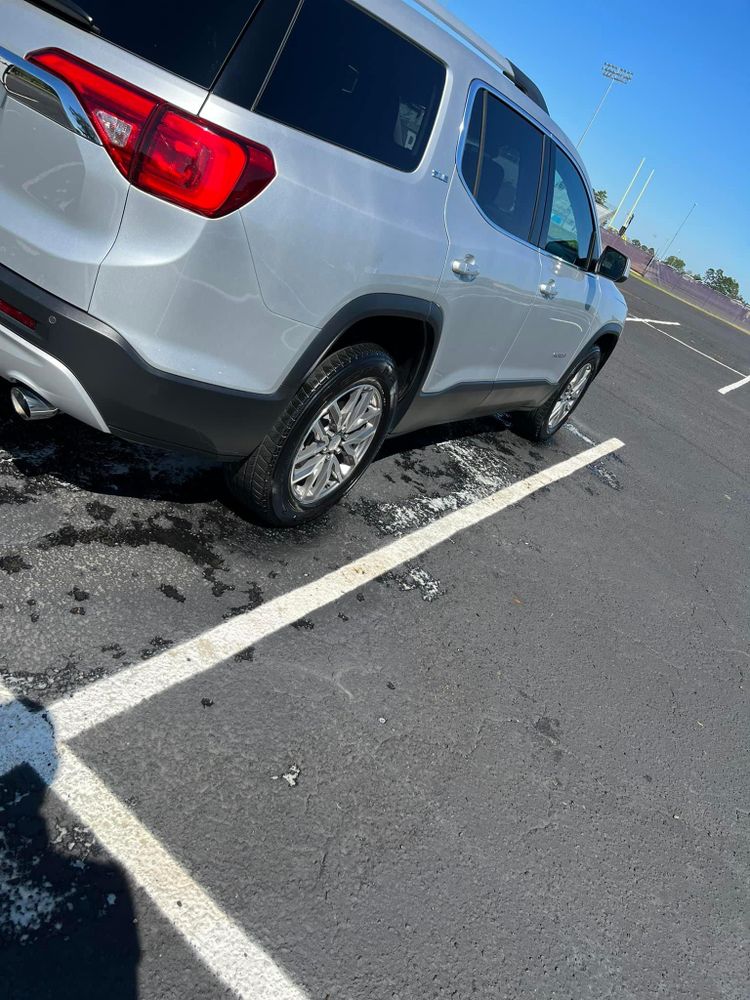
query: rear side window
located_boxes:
[249,0,445,171]
[543,147,596,266]
[63,1,257,88]
[460,88,544,242]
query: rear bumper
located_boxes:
[0,263,287,459]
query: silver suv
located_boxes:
[0,0,629,525]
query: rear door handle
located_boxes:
[539,279,558,299]
[452,255,480,280]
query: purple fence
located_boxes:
[600,229,750,333]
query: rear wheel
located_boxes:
[512,345,601,442]
[226,343,398,526]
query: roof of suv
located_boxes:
[399,0,591,187]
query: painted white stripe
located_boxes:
[54,746,308,1000]
[718,373,750,395]
[637,319,746,377]
[625,317,681,325]
[50,438,624,742]
[0,685,308,1000]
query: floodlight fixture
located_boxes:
[578,63,634,147]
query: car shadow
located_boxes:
[0,697,140,999]
[375,411,520,462]
[1,376,527,513]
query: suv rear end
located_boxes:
[0,0,303,453]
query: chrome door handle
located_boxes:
[452,255,480,280]
[539,279,558,299]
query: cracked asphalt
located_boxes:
[1,277,748,999]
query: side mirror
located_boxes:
[597,246,631,283]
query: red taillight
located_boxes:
[28,49,275,218]
[30,49,158,176]
[0,298,37,330]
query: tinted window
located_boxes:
[67,1,257,87]
[254,0,445,171]
[214,0,300,110]
[460,88,544,241]
[543,148,595,265]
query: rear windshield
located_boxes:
[45,0,257,88]
[259,0,445,171]
[216,0,446,172]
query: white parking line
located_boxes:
[634,318,747,377]
[625,317,681,325]
[50,438,624,742]
[3,438,624,999]
[0,682,309,1000]
[718,373,750,395]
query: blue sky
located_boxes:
[443,0,750,297]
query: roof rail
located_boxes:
[408,0,548,114]
[408,0,513,77]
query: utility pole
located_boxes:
[608,157,645,231]
[577,63,633,148]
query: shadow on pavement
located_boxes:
[0,698,140,999]
[1,375,526,512]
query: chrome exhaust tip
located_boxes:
[10,386,59,421]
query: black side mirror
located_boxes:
[597,246,630,283]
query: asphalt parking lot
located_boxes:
[1,276,748,999]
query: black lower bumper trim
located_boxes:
[0,263,288,459]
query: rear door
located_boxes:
[428,84,543,401]
[499,142,601,384]
[0,0,246,309]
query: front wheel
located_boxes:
[226,343,398,526]
[511,345,601,442]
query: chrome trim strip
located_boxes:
[0,46,100,143]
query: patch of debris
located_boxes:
[233,646,255,663]
[0,554,32,575]
[349,435,516,535]
[0,767,134,953]
[159,583,186,603]
[588,460,622,491]
[272,764,301,787]
[292,618,315,631]
[140,636,174,660]
[222,581,263,619]
[388,564,443,602]
[0,660,105,700]
[85,500,116,523]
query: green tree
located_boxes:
[664,255,686,272]
[593,189,608,206]
[701,268,741,299]
[630,238,643,248]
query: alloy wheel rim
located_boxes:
[290,383,383,505]
[547,363,593,432]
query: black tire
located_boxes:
[512,345,601,442]
[226,343,398,526]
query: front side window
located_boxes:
[543,148,595,266]
[254,0,446,171]
[459,88,544,241]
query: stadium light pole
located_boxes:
[577,63,633,148]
